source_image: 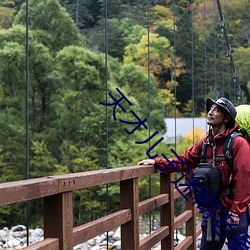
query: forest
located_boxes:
[0,0,249,228]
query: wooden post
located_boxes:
[161,173,174,250]
[120,178,139,250]
[185,172,196,250]
[44,192,73,250]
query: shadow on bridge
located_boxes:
[0,165,201,250]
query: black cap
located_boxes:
[206,97,237,119]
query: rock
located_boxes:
[113,240,121,249]
[100,240,107,246]
[7,239,20,247]
[14,245,23,249]
[113,227,120,240]
[91,246,101,250]
[87,238,94,245]
[30,228,43,238]
[73,243,87,249]
[176,231,185,242]
[11,226,26,232]
[108,236,116,243]
[107,231,114,237]
[12,231,25,238]
[20,237,27,245]
[95,234,106,243]
[0,230,7,238]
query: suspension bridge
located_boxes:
[0,0,247,249]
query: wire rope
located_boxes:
[25,0,30,245]
[228,64,231,100]
[172,1,179,244]
[147,0,152,234]
[218,17,225,96]
[213,0,217,95]
[173,0,177,151]
[191,0,195,145]
[204,0,207,98]
[218,32,225,96]
[104,0,109,248]
[215,0,242,104]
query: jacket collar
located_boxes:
[206,124,239,143]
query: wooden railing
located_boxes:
[0,165,201,250]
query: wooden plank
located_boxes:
[174,186,189,199]
[57,165,156,192]
[160,173,174,250]
[120,178,139,250]
[185,172,196,250]
[175,236,193,250]
[196,225,202,237]
[139,226,169,250]
[44,192,73,250]
[139,194,169,215]
[22,238,59,250]
[174,210,192,229]
[0,165,156,206]
[0,177,59,206]
[73,209,131,245]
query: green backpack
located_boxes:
[235,105,250,221]
[221,105,250,198]
[235,105,250,142]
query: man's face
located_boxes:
[207,104,226,127]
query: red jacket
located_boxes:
[155,124,250,215]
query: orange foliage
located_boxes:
[184,128,205,142]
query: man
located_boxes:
[138,97,250,250]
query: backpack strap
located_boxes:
[223,131,242,169]
[200,142,208,162]
[201,131,242,166]
[222,131,242,199]
[200,142,225,163]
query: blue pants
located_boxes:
[200,211,249,250]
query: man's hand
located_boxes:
[137,159,155,166]
[227,213,240,230]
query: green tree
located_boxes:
[116,63,166,131]
[124,32,185,87]
[30,141,57,177]
[0,39,27,180]
[86,17,138,60]
[50,46,106,148]
[0,25,56,132]
[234,46,250,102]
[14,0,84,52]
[61,0,101,28]
[0,112,26,180]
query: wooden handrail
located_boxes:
[0,165,201,249]
[0,165,155,206]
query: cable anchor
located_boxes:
[220,15,225,32]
